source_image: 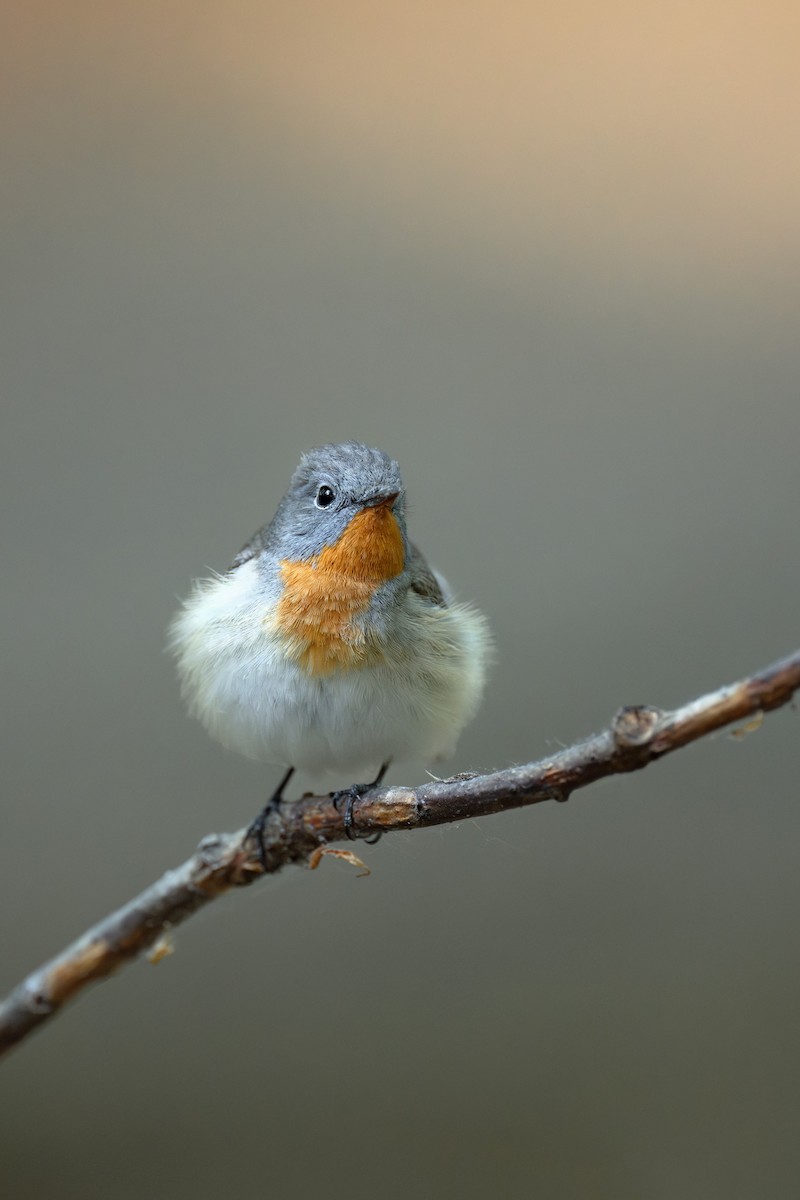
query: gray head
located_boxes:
[262,441,407,562]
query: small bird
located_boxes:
[170,441,491,844]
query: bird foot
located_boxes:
[331,764,389,842]
[245,766,295,869]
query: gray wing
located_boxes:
[229,529,265,570]
[407,541,447,607]
[228,496,289,570]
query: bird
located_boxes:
[170,441,491,851]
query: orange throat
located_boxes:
[273,504,405,674]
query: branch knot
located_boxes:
[612,704,663,748]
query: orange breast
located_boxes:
[273,504,405,675]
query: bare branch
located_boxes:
[1,649,798,1059]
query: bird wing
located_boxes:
[407,541,447,607]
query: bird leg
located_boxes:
[246,765,295,868]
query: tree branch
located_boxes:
[1,649,798,1059]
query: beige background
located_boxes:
[2,3,799,1197]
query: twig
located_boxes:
[1,649,798,1059]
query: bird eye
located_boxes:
[315,485,336,508]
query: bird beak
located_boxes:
[364,491,400,510]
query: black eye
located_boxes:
[315,485,336,508]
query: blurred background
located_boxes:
[2,2,799,1196]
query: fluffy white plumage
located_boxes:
[170,558,490,775]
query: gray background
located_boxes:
[2,3,799,1197]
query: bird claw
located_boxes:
[245,766,296,869]
[245,804,275,869]
[331,782,374,840]
[331,763,389,841]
